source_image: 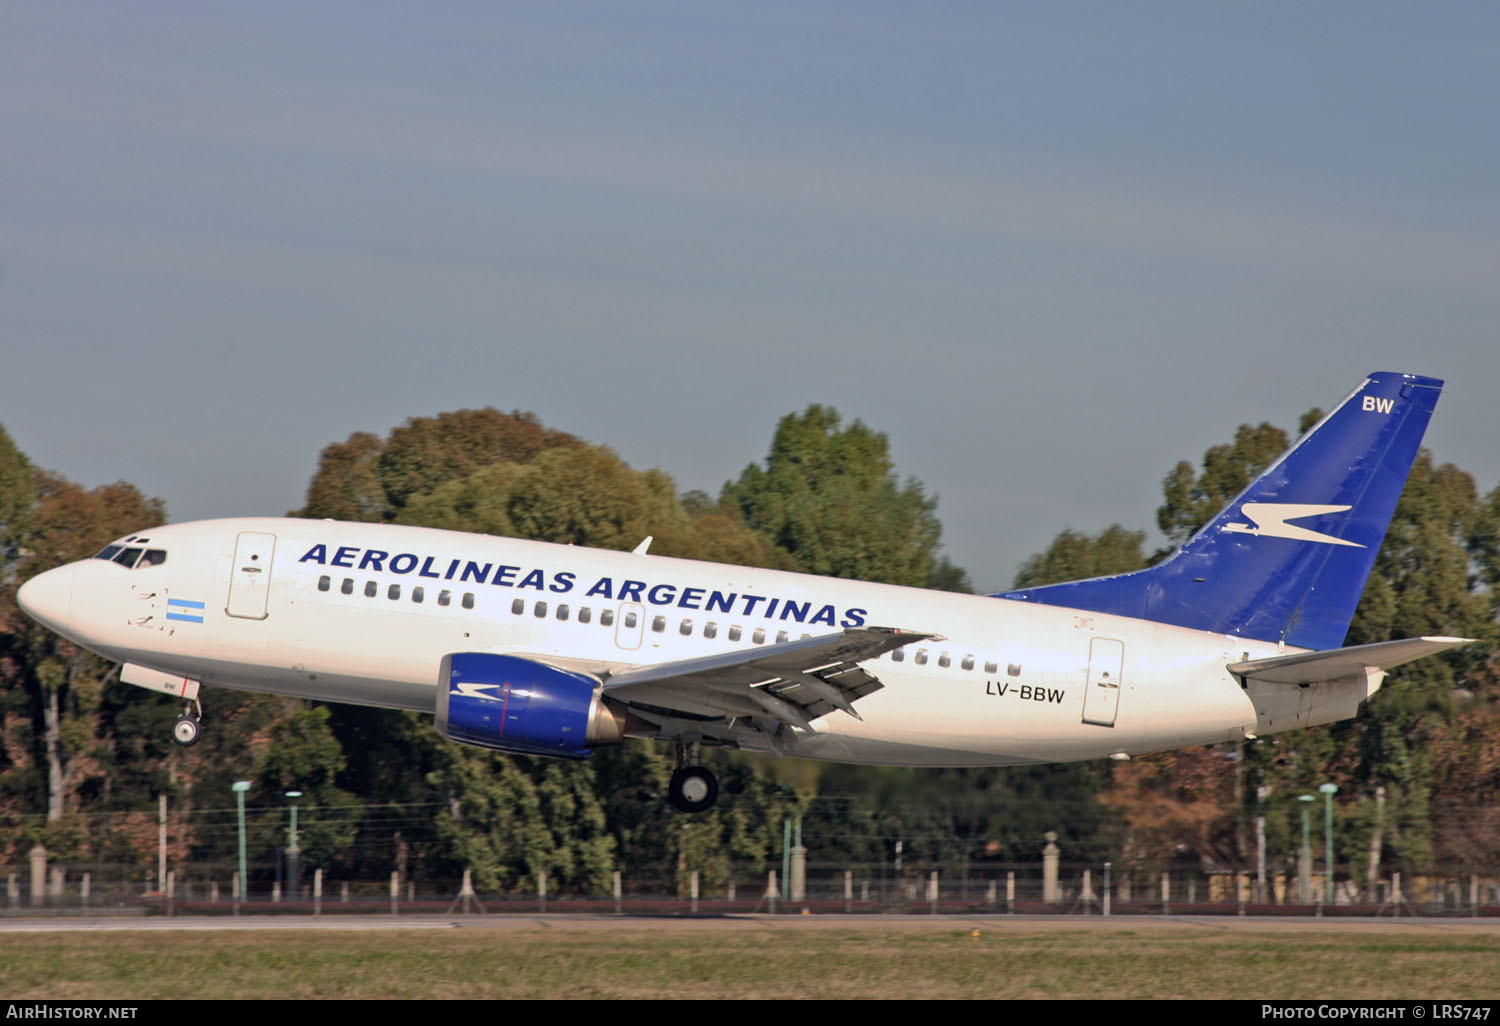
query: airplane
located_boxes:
[17,372,1471,814]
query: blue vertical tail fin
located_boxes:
[999,372,1443,650]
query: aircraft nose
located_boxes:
[17,564,76,632]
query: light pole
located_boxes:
[232,781,251,902]
[1320,782,1338,905]
[1298,794,1315,903]
[285,790,303,900]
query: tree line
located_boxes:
[1,401,1497,895]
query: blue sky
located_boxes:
[3,2,1497,589]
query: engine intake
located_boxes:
[436,653,624,758]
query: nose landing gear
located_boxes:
[171,698,203,747]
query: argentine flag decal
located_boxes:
[166,598,205,624]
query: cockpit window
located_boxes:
[113,547,144,568]
[98,546,167,569]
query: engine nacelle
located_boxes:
[435,653,625,759]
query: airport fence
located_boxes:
[4,856,1499,918]
[6,799,1500,918]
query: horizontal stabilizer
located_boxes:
[1227,636,1472,686]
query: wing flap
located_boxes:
[604,626,930,730]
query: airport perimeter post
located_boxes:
[232,780,251,910]
[790,818,805,903]
[1256,784,1270,903]
[781,818,791,902]
[1320,782,1337,907]
[284,790,302,902]
[157,794,167,896]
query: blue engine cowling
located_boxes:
[436,653,615,759]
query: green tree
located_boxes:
[427,748,614,894]
[254,703,361,874]
[300,408,582,522]
[1012,525,1148,588]
[298,431,384,522]
[723,405,962,589]
[1156,422,1292,548]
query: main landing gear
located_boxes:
[171,698,203,747]
[668,742,718,814]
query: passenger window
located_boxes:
[679,619,693,636]
[1008,664,1022,677]
[557,604,569,621]
[462,593,475,610]
[651,616,666,633]
[938,652,951,668]
[704,623,717,639]
[915,650,928,665]
[752,629,765,645]
[961,655,974,671]
[412,586,424,603]
[984,661,997,674]
[388,584,401,600]
[534,601,548,618]
[601,609,615,627]
[578,607,592,624]
[728,626,741,642]
[365,581,377,598]
[624,611,638,628]
[438,590,451,607]
[318,576,331,592]
[892,649,904,662]
[775,631,788,644]
[341,578,354,595]
[512,598,525,615]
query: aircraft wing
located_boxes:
[1227,636,1473,685]
[601,627,932,731]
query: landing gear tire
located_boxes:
[172,715,201,747]
[668,766,719,814]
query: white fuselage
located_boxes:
[25,517,1311,767]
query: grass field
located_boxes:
[3,919,1500,999]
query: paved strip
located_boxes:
[0,913,1496,933]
